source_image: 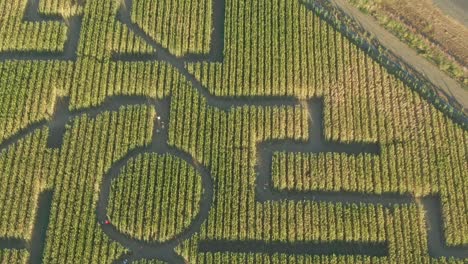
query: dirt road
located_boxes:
[433,0,468,27]
[329,0,468,112]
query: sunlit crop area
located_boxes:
[0,0,466,263]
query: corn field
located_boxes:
[0,0,466,263]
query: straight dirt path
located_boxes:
[329,0,468,113]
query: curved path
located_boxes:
[0,85,465,261]
[0,0,467,263]
[325,0,468,112]
[95,98,214,264]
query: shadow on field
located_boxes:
[0,0,466,263]
[0,190,53,264]
[0,0,82,61]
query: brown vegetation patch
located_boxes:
[381,0,468,67]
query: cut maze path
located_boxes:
[103,4,468,259]
[95,98,213,264]
[0,0,467,263]
[198,240,388,257]
[0,191,53,264]
[29,191,53,264]
[1,94,467,262]
[0,0,82,61]
[180,0,225,62]
[0,238,24,250]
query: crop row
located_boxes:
[0,0,67,53]
[0,0,210,58]
[0,129,48,239]
[0,249,29,264]
[168,84,309,167]
[178,253,388,264]
[186,0,324,98]
[272,152,379,193]
[69,59,177,109]
[77,0,149,60]
[162,84,467,261]
[204,201,386,243]
[0,105,154,263]
[111,25,155,56]
[40,105,153,264]
[0,0,466,262]
[38,0,83,17]
[0,61,73,144]
[184,0,468,246]
[131,0,212,56]
[177,204,462,263]
[108,153,202,242]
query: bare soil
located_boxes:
[381,0,468,68]
[432,0,468,28]
[1,0,467,262]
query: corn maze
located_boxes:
[0,0,467,263]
